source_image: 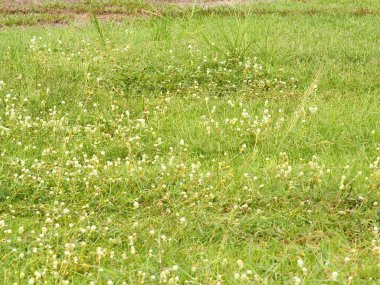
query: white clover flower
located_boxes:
[96,247,105,258]
[309,106,318,114]
[331,271,338,281]
[34,271,41,279]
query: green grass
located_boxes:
[0,0,379,284]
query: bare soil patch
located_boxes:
[0,0,257,27]
[2,0,252,7]
[2,0,80,6]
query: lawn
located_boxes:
[0,0,379,284]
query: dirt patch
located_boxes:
[1,0,80,6]
[2,0,252,6]
[154,0,250,3]
[160,0,255,7]
[0,0,258,27]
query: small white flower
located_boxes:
[34,271,41,279]
[293,276,301,285]
[331,271,338,281]
[309,106,318,114]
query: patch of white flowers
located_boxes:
[0,34,377,284]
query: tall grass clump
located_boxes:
[116,19,297,96]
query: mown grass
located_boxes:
[0,0,379,284]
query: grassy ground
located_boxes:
[0,0,380,284]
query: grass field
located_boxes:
[0,0,380,284]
